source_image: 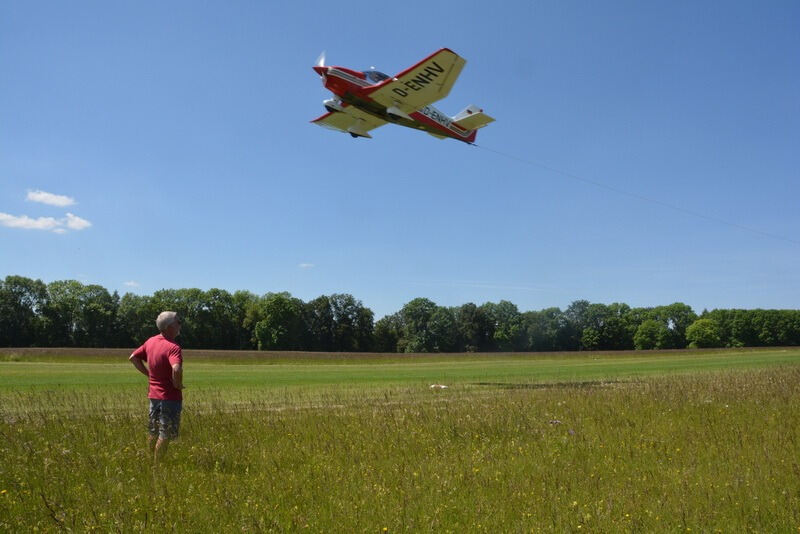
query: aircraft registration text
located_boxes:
[391,61,445,98]
[418,106,452,128]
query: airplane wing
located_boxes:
[366,48,466,113]
[311,106,387,138]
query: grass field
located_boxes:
[1,348,799,532]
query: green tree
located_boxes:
[523,307,564,352]
[232,290,260,349]
[374,313,402,352]
[330,294,374,351]
[562,300,591,350]
[428,307,460,352]
[399,298,438,352]
[117,293,157,346]
[305,295,334,351]
[580,303,612,350]
[649,303,697,349]
[728,309,756,347]
[686,318,722,348]
[242,293,268,348]
[599,303,635,350]
[580,327,601,351]
[42,280,85,346]
[634,319,668,350]
[455,303,492,352]
[253,293,306,350]
[353,305,375,351]
[73,285,118,347]
[482,300,524,351]
[0,275,48,346]
[191,289,239,349]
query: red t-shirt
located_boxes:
[131,334,183,401]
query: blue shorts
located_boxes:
[148,399,182,440]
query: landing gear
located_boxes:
[323,98,344,113]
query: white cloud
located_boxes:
[0,211,92,233]
[27,190,76,207]
[65,212,91,230]
[298,263,315,269]
[0,212,62,231]
[124,281,140,287]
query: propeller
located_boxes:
[313,51,328,79]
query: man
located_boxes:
[129,311,184,464]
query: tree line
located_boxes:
[2,275,799,352]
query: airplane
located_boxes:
[311,48,494,144]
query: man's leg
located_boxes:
[154,400,181,465]
[148,400,160,461]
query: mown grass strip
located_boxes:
[1,348,798,392]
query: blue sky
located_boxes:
[2,1,799,319]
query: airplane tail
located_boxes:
[453,105,495,131]
[426,104,495,143]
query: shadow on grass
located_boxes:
[471,380,630,390]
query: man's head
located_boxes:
[156,311,182,339]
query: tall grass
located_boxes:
[1,367,799,531]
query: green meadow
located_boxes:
[1,348,799,532]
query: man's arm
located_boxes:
[172,363,184,390]
[129,354,149,377]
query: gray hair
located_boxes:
[156,311,180,332]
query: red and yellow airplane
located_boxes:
[311,48,493,143]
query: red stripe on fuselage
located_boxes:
[409,110,476,143]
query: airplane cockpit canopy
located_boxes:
[363,70,391,83]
